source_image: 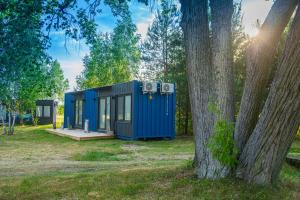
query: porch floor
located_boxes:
[46,128,115,141]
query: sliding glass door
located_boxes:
[99,97,110,131]
[75,99,83,128]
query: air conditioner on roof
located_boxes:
[161,83,174,94]
[142,81,157,93]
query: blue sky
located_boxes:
[47,0,273,91]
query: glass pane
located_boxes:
[117,96,124,120]
[36,106,42,117]
[43,106,51,117]
[78,100,82,126]
[106,97,110,131]
[75,100,78,125]
[125,95,131,121]
[99,99,106,129]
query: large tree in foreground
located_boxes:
[180,0,231,178]
[178,0,299,185]
[234,0,298,152]
[237,4,300,184]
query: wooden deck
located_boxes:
[46,128,115,141]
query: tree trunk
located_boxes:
[11,112,16,135]
[1,116,6,135]
[184,94,189,135]
[237,5,300,185]
[180,0,227,178]
[210,0,235,123]
[8,111,11,135]
[234,0,297,153]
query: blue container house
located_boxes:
[64,81,176,140]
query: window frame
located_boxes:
[117,94,132,123]
[98,97,107,130]
[43,106,51,118]
[74,97,84,128]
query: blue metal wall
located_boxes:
[64,93,75,128]
[130,81,176,139]
[83,89,98,132]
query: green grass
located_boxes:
[71,151,129,161]
[0,126,299,199]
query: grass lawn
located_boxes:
[0,126,299,199]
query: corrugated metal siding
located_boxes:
[64,93,75,128]
[97,86,112,97]
[83,89,98,132]
[112,81,134,95]
[134,81,176,139]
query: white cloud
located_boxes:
[59,60,85,91]
[136,14,155,40]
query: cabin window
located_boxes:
[43,106,51,117]
[75,99,83,127]
[98,97,111,130]
[124,95,131,121]
[36,106,43,117]
[117,95,131,121]
[117,96,124,120]
[106,97,111,130]
[99,98,106,129]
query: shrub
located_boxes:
[208,101,239,168]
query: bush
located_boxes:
[208,119,239,167]
[207,101,239,168]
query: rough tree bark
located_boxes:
[237,5,300,185]
[184,94,189,135]
[180,0,227,178]
[210,0,235,123]
[234,0,297,153]
[8,111,11,135]
[0,104,6,135]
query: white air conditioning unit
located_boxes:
[142,81,157,93]
[161,83,174,94]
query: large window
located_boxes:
[36,105,51,118]
[36,106,43,117]
[106,97,110,130]
[43,106,51,117]
[99,98,106,129]
[125,95,131,121]
[117,96,124,120]
[117,95,131,121]
[75,99,83,127]
[98,97,111,130]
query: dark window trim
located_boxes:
[117,94,132,123]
